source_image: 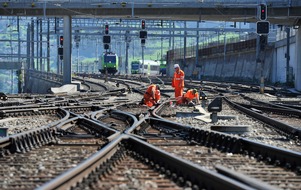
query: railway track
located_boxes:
[0,109,138,189]
[0,75,301,189]
[154,95,301,152]
[131,117,301,190]
[36,116,301,190]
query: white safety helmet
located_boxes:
[174,64,180,69]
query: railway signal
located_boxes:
[258,4,267,20]
[141,20,145,29]
[104,44,110,50]
[103,24,111,48]
[58,47,63,60]
[104,24,109,34]
[256,21,269,34]
[58,47,63,55]
[139,31,147,39]
[59,35,63,46]
[103,35,111,44]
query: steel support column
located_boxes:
[295,28,301,91]
[286,27,290,84]
[63,16,72,84]
[183,21,187,67]
[31,20,35,69]
[47,18,50,72]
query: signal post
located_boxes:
[103,24,111,82]
[140,20,147,75]
[256,3,269,94]
[57,35,64,75]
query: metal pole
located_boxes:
[31,20,34,69]
[17,17,21,64]
[255,34,264,93]
[17,17,22,93]
[36,19,39,71]
[39,19,43,71]
[142,45,145,75]
[224,33,226,65]
[126,42,129,75]
[11,70,13,93]
[286,27,290,84]
[47,18,50,72]
[221,30,227,78]
[57,35,60,74]
[26,24,30,70]
[259,34,265,94]
[184,21,187,66]
[125,30,130,75]
[105,50,108,82]
[95,39,98,73]
[63,15,72,84]
[196,21,200,80]
[77,48,79,73]
[260,60,265,94]
[161,31,163,61]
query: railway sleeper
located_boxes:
[38,135,256,190]
[224,97,301,141]
[137,117,301,176]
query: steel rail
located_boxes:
[0,106,61,118]
[237,102,301,117]
[0,108,70,155]
[37,134,257,190]
[145,112,301,174]
[224,96,301,140]
[55,116,120,142]
[90,109,139,133]
[241,93,301,115]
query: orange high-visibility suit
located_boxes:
[143,84,161,107]
[181,89,199,104]
[172,67,185,104]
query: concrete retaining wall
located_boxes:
[169,48,274,84]
[168,38,297,87]
[25,75,61,94]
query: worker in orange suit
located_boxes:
[180,89,200,106]
[143,84,161,107]
[172,64,185,104]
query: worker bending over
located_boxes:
[143,84,161,107]
[180,89,200,106]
